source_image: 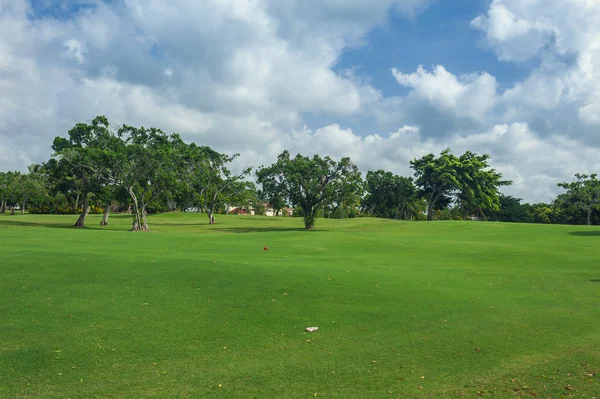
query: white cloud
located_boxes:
[2,0,600,204]
[392,65,498,121]
[63,39,86,64]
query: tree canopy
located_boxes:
[4,116,600,228]
[257,150,360,229]
[410,149,510,221]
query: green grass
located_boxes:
[0,213,599,398]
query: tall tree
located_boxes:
[410,149,461,221]
[328,169,363,219]
[0,172,8,214]
[411,149,509,221]
[455,151,511,220]
[558,174,600,226]
[116,125,185,231]
[363,170,423,220]
[52,116,115,228]
[185,144,251,225]
[257,150,360,230]
[13,171,46,215]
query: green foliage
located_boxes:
[256,150,360,229]
[557,174,600,225]
[362,170,424,220]
[184,144,252,224]
[5,116,600,227]
[411,149,510,221]
[51,116,117,227]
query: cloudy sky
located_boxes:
[2,0,600,202]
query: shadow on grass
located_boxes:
[590,279,600,283]
[568,231,600,237]
[211,226,311,234]
[0,219,74,229]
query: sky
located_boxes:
[2,0,600,202]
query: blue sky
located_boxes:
[338,0,531,96]
[2,0,600,202]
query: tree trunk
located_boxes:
[0,200,5,214]
[207,210,216,225]
[427,203,434,221]
[21,198,27,215]
[100,204,110,226]
[303,207,316,230]
[74,195,89,228]
[587,205,592,226]
[141,208,149,230]
[129,188,149,232]
[10,206,15,216]
[75,193,80,211]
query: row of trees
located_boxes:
[1,116,598,229]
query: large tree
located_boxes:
[185,144,251,224]
[411,149,509,221]
[558,174,600,226]
[256,150,360,230]
[116,125,185,231]
[455,151,511,220]
[13,169,47,215]
[0,172,9,214]
[363,170,423,220]
[52,116,115,228]
[410,149,462,221]
[328,170,363,219]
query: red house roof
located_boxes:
[230,208,248,215]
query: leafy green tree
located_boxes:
[257,150,359,230]
[270,195,287,217]
[0,172,9,214]
[487,195,530,223]
[52,116,115,227]
[116,125,185,231]
[3,171,20,214]
[410,149,461,221]
[455,151,511,220]
[362,170,423,220]
[328,169,363,219]
[185,145,251,224]
[15,170,47,215]
[411,149,509,221]
[558,174,600,226]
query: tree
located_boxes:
[362,170,423,220]
[0,172,9,214]
[410,149,462,221]
[116,125,185,231]
[455,151,511,220]
[52,116,115,228]
[558,174,600,226]
[3,171,20,215]
[270,195,287,217]
[185,144,251,225]
[12,170,46,215]
[411,149,509,221]
[328,169,363,219]
[257,150,360,230]
[487,195,530,223]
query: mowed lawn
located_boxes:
[0,214,599,399]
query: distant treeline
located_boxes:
[0,116,598,230]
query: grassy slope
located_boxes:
[0,213,599,398]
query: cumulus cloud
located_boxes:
[471,0,600,143]
[392,65,498,121]
[2,0,600,203]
